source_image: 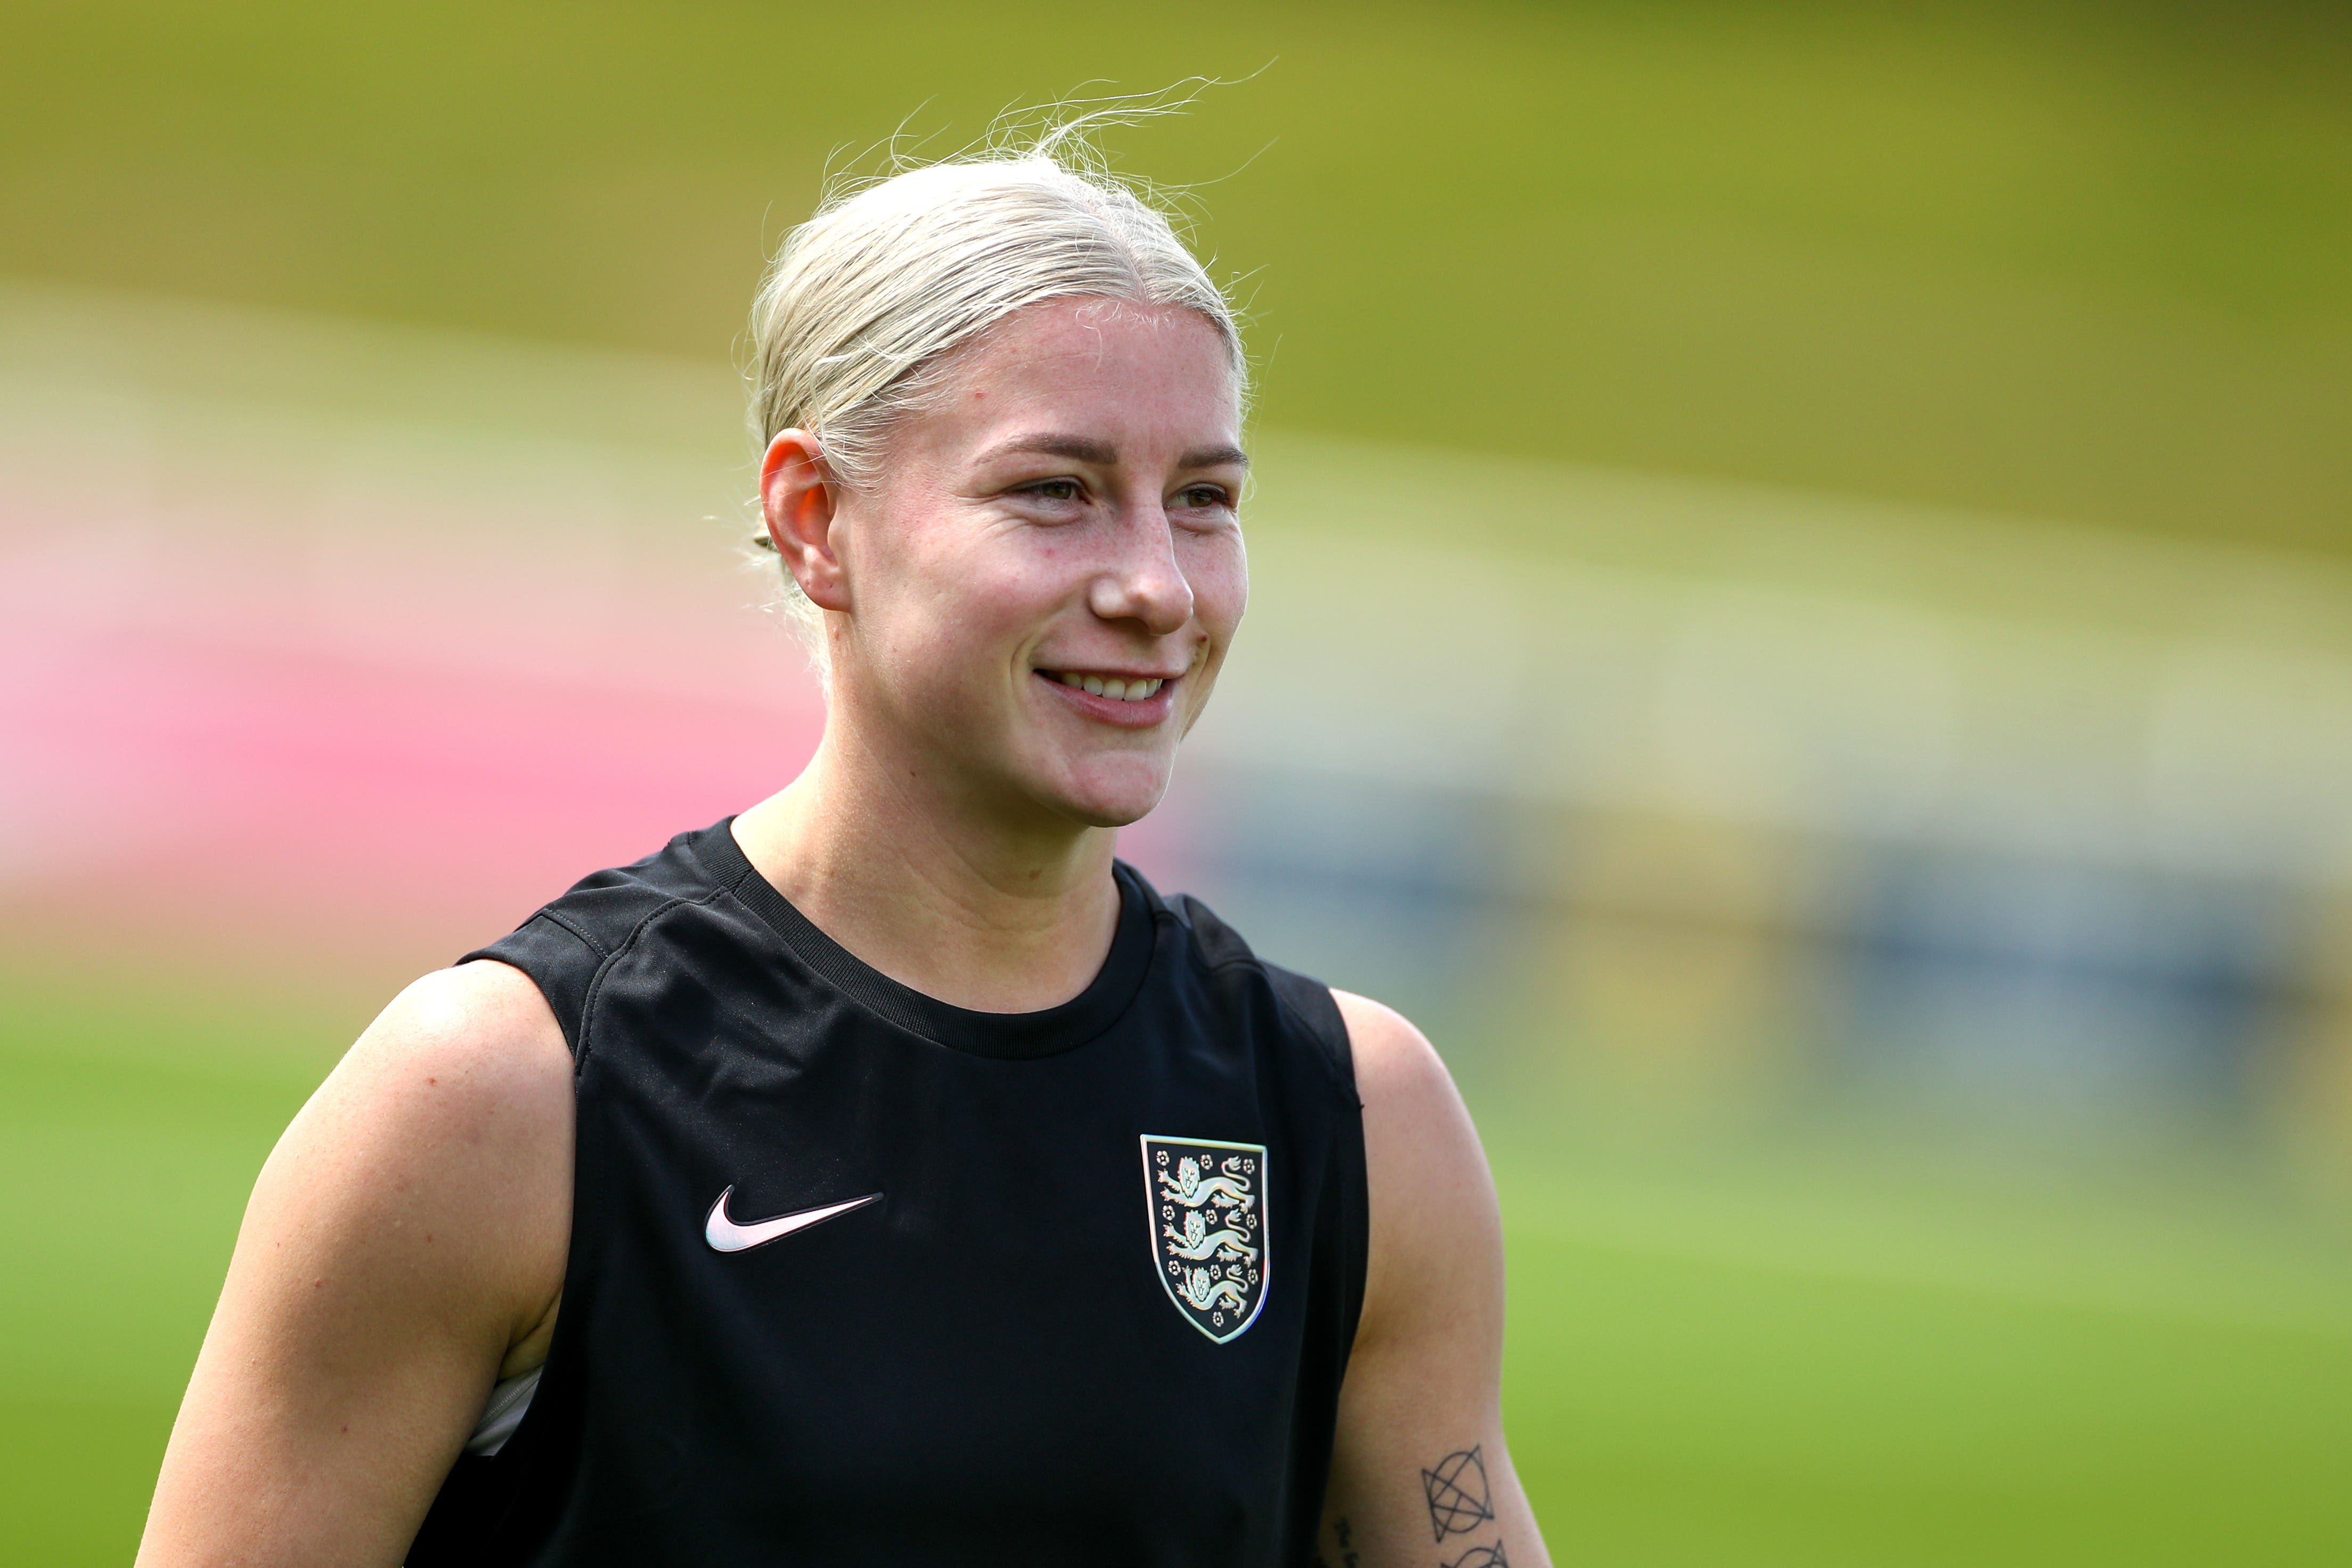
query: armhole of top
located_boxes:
[1167,891,1361,1107]
[1263,962,1362,1109]
[459,911,607,1061]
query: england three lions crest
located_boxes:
[1141,1135,1268,1343]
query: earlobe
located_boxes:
[760,429,851,612]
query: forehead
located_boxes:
[922,297,1241,448]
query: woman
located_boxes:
[138,143,1551,1567]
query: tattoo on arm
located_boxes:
[1441,1542,1508,1568]
[1420,1446,1496,1541]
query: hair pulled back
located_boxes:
[747,124,1245,652]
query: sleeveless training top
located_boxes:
[405,819,1369,1566]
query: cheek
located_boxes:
[1185,535,1249,639]
[856,508,1031,651]
[963,537,1080,636]
[884,533,1075,691]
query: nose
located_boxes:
[1087,508,1194,635]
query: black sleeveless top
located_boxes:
[406,819,1368,1566]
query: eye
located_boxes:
[1020,478,1084,503]
[1174,484,1234,510]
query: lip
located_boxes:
[1035,669,1180,729]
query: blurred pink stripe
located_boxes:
[2,507,827,960]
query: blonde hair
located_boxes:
[745,114,1246,655]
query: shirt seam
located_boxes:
[571,887,727,1075]
[535,906,609,959]
[1197,952,1362,1108]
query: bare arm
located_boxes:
[136,961,573,1567]
[1320,991,1550,1568]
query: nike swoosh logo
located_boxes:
[704,1188,883,1254]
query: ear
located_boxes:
[760,429,852,612]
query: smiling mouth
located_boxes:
[1040,670,1168,702]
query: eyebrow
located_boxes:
[976,434,1250,470]
[1180,444,1251,471]
[981,434,1118,467]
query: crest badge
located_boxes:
[1140,1134,1269,1343]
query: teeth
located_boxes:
[1051,672,1164,701]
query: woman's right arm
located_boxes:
[136,960,575,1567]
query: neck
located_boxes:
[729,722,1123,1014]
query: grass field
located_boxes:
[7,971,2345,1564]
[1488,1136,2352,1564]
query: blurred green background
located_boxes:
[5,2,2351,1562]
[9,0,2350,553]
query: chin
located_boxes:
[1042,758,1173,831]
[1056,790,1163,831]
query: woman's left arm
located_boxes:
[1319,991,1553,1568]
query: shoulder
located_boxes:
[260,960,575,1324]
[1332,991,1455,1115]
[466,822,740,1051]
[505,822,738,950]
[1332,993,1485,1202]
[1149,881,1358,1098]
[334,959,575,1177]
[1330,991,1503,1351]
[324,960,573,1143]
